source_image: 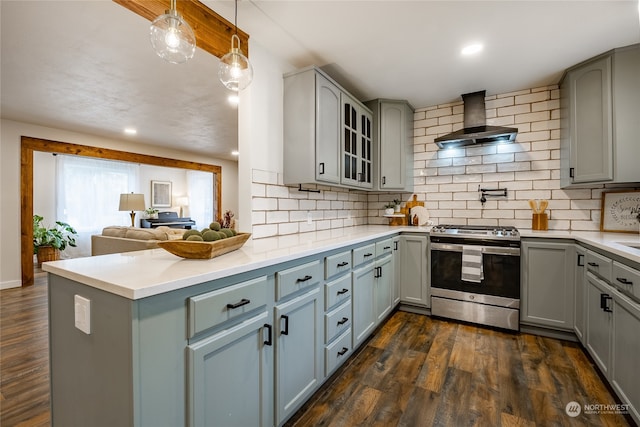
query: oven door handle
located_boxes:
[430,242,520,256]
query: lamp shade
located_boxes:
[119,193,146,212]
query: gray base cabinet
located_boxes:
[375,254,393,322]
[392,236,401,306]
[574,246,586,343]
[275,287,323,425]
[187,311,273,427]
[611,292,640,423]
[520,240,575,330]
[399,235,429,307]
[352,263,376,349]
[586,271,613,377]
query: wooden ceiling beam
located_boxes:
[113,0,249,58]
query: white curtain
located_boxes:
[186,170,215,229]
[56,155,140,258]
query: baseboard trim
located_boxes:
[1,280,22,290]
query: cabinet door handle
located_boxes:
[364,253,373,258]
[319,162,325,175]
[616,277,633,285]
[384,246,391,250]
[374,266,382,278]
[600,293,613,313]
[337,262,349,267]
[226,298,250,309]
[588,262,599,267]
[281,315,289,335]
[394,241,398,251]
[263,324,272,346]
[337,317,349,326]
[296,275,313,283]
[569,167,574,178]
[577,254,584,267]
[337,347,348,356]
[382,176,386,185]
[337,288,349,295]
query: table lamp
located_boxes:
[119,193,146,227]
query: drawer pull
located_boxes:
[296,275,313,283]
[226,298,250,309]
[337,261,349,267]
[588,262,599,267]
[383,246,391,250]
[263,324,272,346]
[600,293,613,313]
[281,315,289,335]
[337,317,349,326]
[337,288,349,295]
[364,253,373,257]
[337,347,348,356]
[616,277,633,285]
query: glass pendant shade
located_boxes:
[149,10,196,64]
[219,34,253,91]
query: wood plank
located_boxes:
[112,0,250,59]
[417,320,457,392]
[518,333,557,394]
[448,322,477,373]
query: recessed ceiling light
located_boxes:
[231,150,240,156]
[461,43,483,56]
[124,127,137,135]
[228,94,239,105]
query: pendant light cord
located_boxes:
[234,0,238,35]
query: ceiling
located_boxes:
[2,1,639,160]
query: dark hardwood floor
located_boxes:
[286,311,632,427]
[1,273,50,427]
[0,276,632,427]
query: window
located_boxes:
[186,170,215,228]
[56,155,139,257]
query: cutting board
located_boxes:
[388,195,424,226]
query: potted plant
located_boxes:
[383,203,396,216]
[393,199,402,213]
[145,207,159,219]
[33,215,78,263]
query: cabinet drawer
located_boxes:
[613,261,640,301]
[276,260,321,300]
[325,300,351,343]
[352,243,376,267]
[586,250,612,282]
[189,276,268,337]
[376,238,394,258]
[325,329,352,376]
[325,274,351,310]
[325,251,351,279]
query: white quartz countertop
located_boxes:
[43,225,640,300]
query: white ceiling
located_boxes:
[2,1,639,160]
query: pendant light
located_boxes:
[218,0,253,91]
[149,0,196,64]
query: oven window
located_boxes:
[431,250,520,298]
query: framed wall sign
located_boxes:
[151,180,172,208]
[600,190,640,233]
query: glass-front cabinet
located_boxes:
[341,94,373,189]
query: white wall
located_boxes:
[0,119,238,289]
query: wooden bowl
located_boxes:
[157,233,251,259]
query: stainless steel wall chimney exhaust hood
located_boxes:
[435,90,518,149]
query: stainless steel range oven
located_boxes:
[430,225,521,331]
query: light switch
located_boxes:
[74,295,91,334]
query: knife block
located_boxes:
[532,213,548,230]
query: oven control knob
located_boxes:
[511,230,519,236]
[504,230,511,236]
[492,229,499,235]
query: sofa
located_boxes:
[91,226,185,256]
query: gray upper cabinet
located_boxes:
[341,92,373,189]
[284,66,374,190]
[366,99,414,192]
[284,68,341,186]
[560,44,640,187]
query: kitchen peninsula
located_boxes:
[43,226,640,426]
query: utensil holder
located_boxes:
[532,213,548,230]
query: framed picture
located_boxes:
[151,181,172,208]
[600,190,640,233]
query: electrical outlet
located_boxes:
[74,295,91,334]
